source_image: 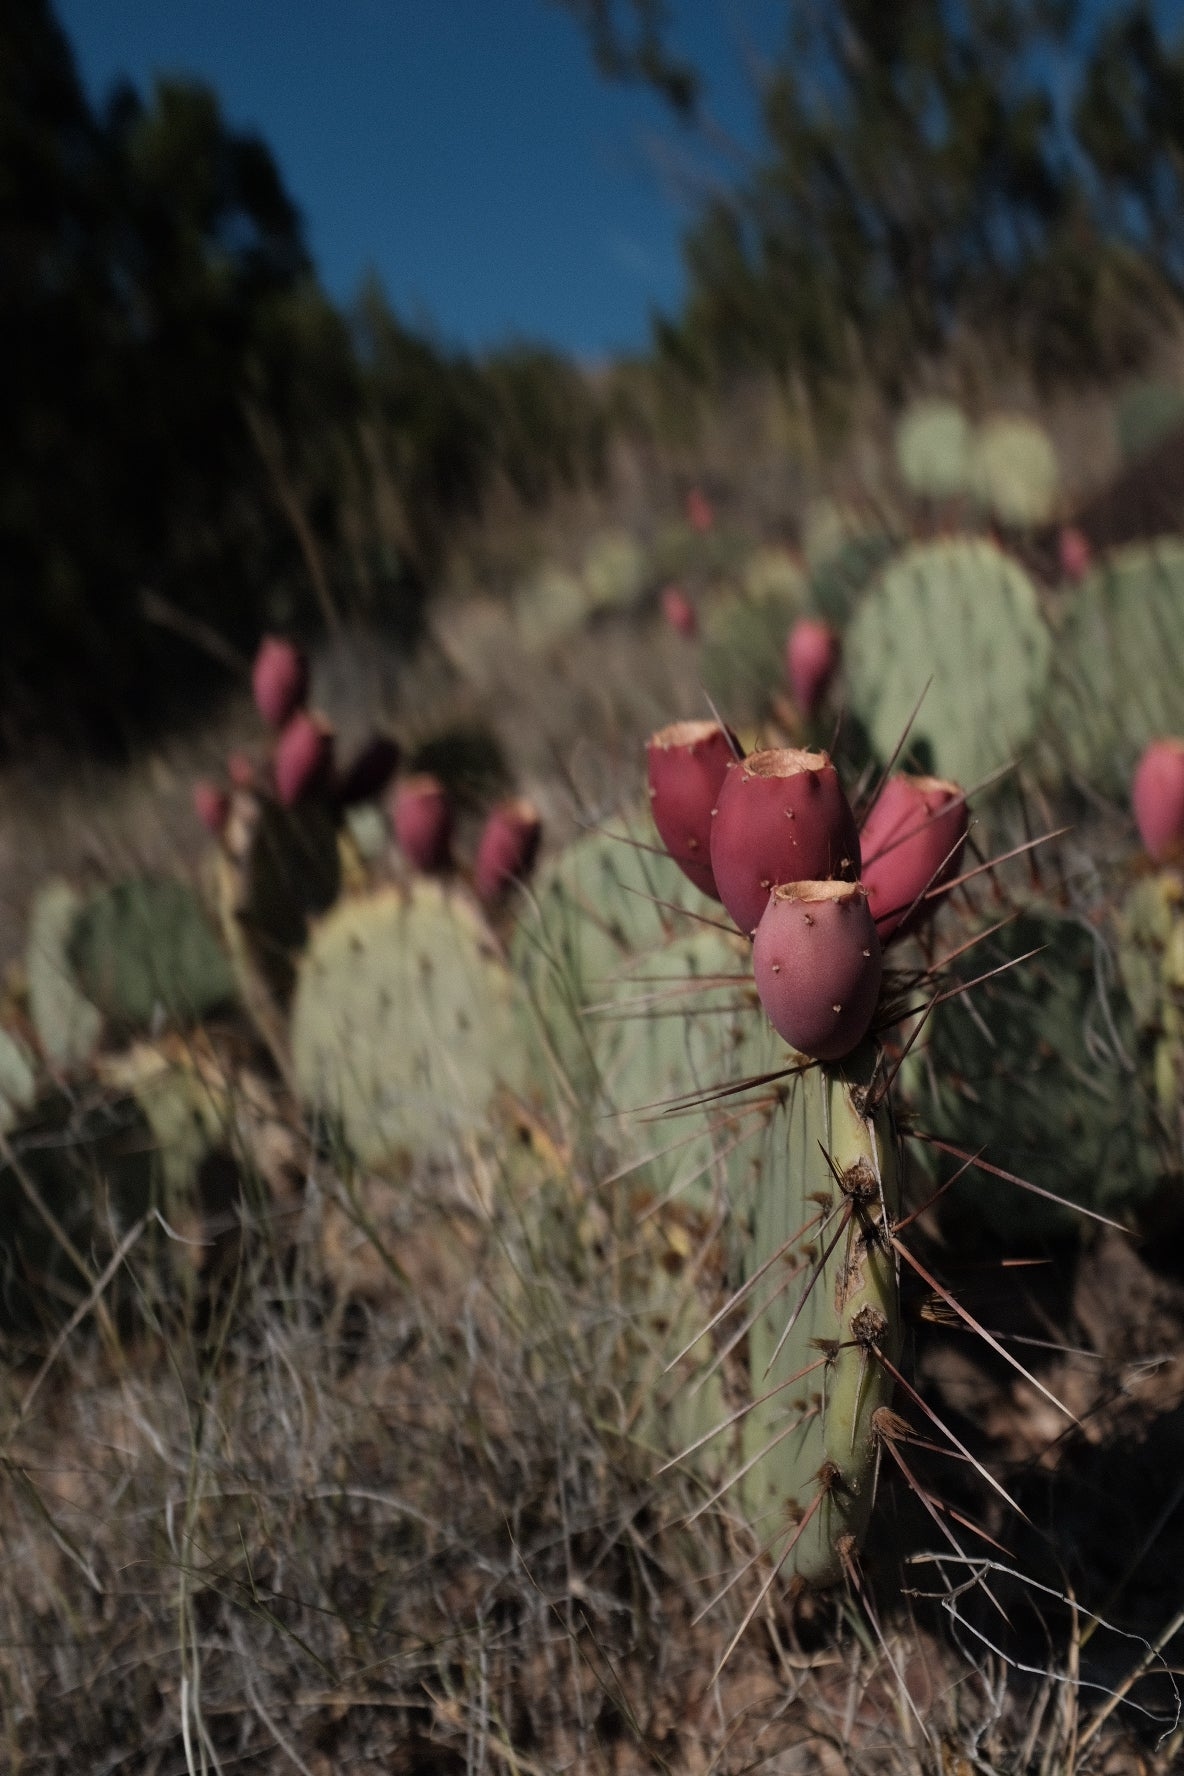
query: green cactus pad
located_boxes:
[700,590,797,723]
[0,1029,37,1133]
[735,1064,901,1588]
[1117,871,1184,1129]
[802,499,869,574]
[918,909,1157,1240]
[970,414,1059,527]
[68,878,235,1032]
[27,880,104,1070]
[1043,539,1184,795]
[581,531,647,612]
[513,564,588,650]
[741,546,806,608]
[807,531,895,628]
[292,882,530,1166]
[846,537,1051,786]
[895,399,971,500]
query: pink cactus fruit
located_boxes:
[753,880,882,1061]
[392,775,453,873]
[251,636,309,729]
[335,735,401,810]
[1058,526,1092,583]
[709,747,861,937]
[193,779,229,836]
[685,486,714,534]
[647,719,740,900]
[475,798,543,903]
[273,711,335,807]
[786,616,841,717]
[661,584,698,639]
[227,751,257,790]
[1132,738,1184,861]
[860,773,968,940]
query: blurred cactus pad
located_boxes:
[846,536,1051,785]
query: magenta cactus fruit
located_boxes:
[709,747,861,937]
[335,735,402,810]
[252,636,309,729]
[685,486,714,534]
[274,711,335,807]
[193,779,229,836]
[1132,738,1184,861]
[752,881,882,1061]
[475,798,543,903]
[860,772,968,940]
[392,775,453,873]
[1058,526,1092,583]
[661,584,698,639]
[647,719,739,900]
[227,751,257,790]
[786,616,840,717]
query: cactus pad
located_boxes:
[27,880,103,1069]
[846,537,1051,786]
[1043,539,1184,796]
[895,398,971,500]
[68,878,235,1032]
[735,1065,901,1587]
[292,882,530,1165]
[970,414,1059,527]
[917,909,1157,1240]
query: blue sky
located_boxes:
[55,0,787,360]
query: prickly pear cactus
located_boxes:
[1043,540,1184,796]
[513,564,588,651]
[0,1029,37,1132]
[735,1063,901,1587]
[741,545,806,608]
[846,537,1051,787]
[807,531,894,628]
[1117,871,1184,1141]
[916,909,1158,1240]
[216,791,341,1014]
[68,878,235,1032]
[970,414,1059,527]
[512,821,698,1097]
[292,881,530,1166]
[895,398,971,500]
[27,880,103,1069]
[581,531,647,613]
[700,589,798,722]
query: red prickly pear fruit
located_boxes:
[193,779,229,836]
[274,711,335,807]
[227,751,257,790]
[752,880,882,1061]
[252,636,309,729]
[1132,738,1184,861]
[685,486,714,533]
[647,719,740,900]
[786,616,840,717]
[475,798,542,903]
[661,584,698,639]
[392,775,453,873]
[860,773,968,940]
[334,735,401,810]
[1058,526,1092,583]
[709,747,861,937]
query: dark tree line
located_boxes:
[2,2,607,748]
[559,0,1184,396]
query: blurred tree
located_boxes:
[561,0,1184,398]
[547,0,698,114]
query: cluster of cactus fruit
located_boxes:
[641,714,973,1586]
